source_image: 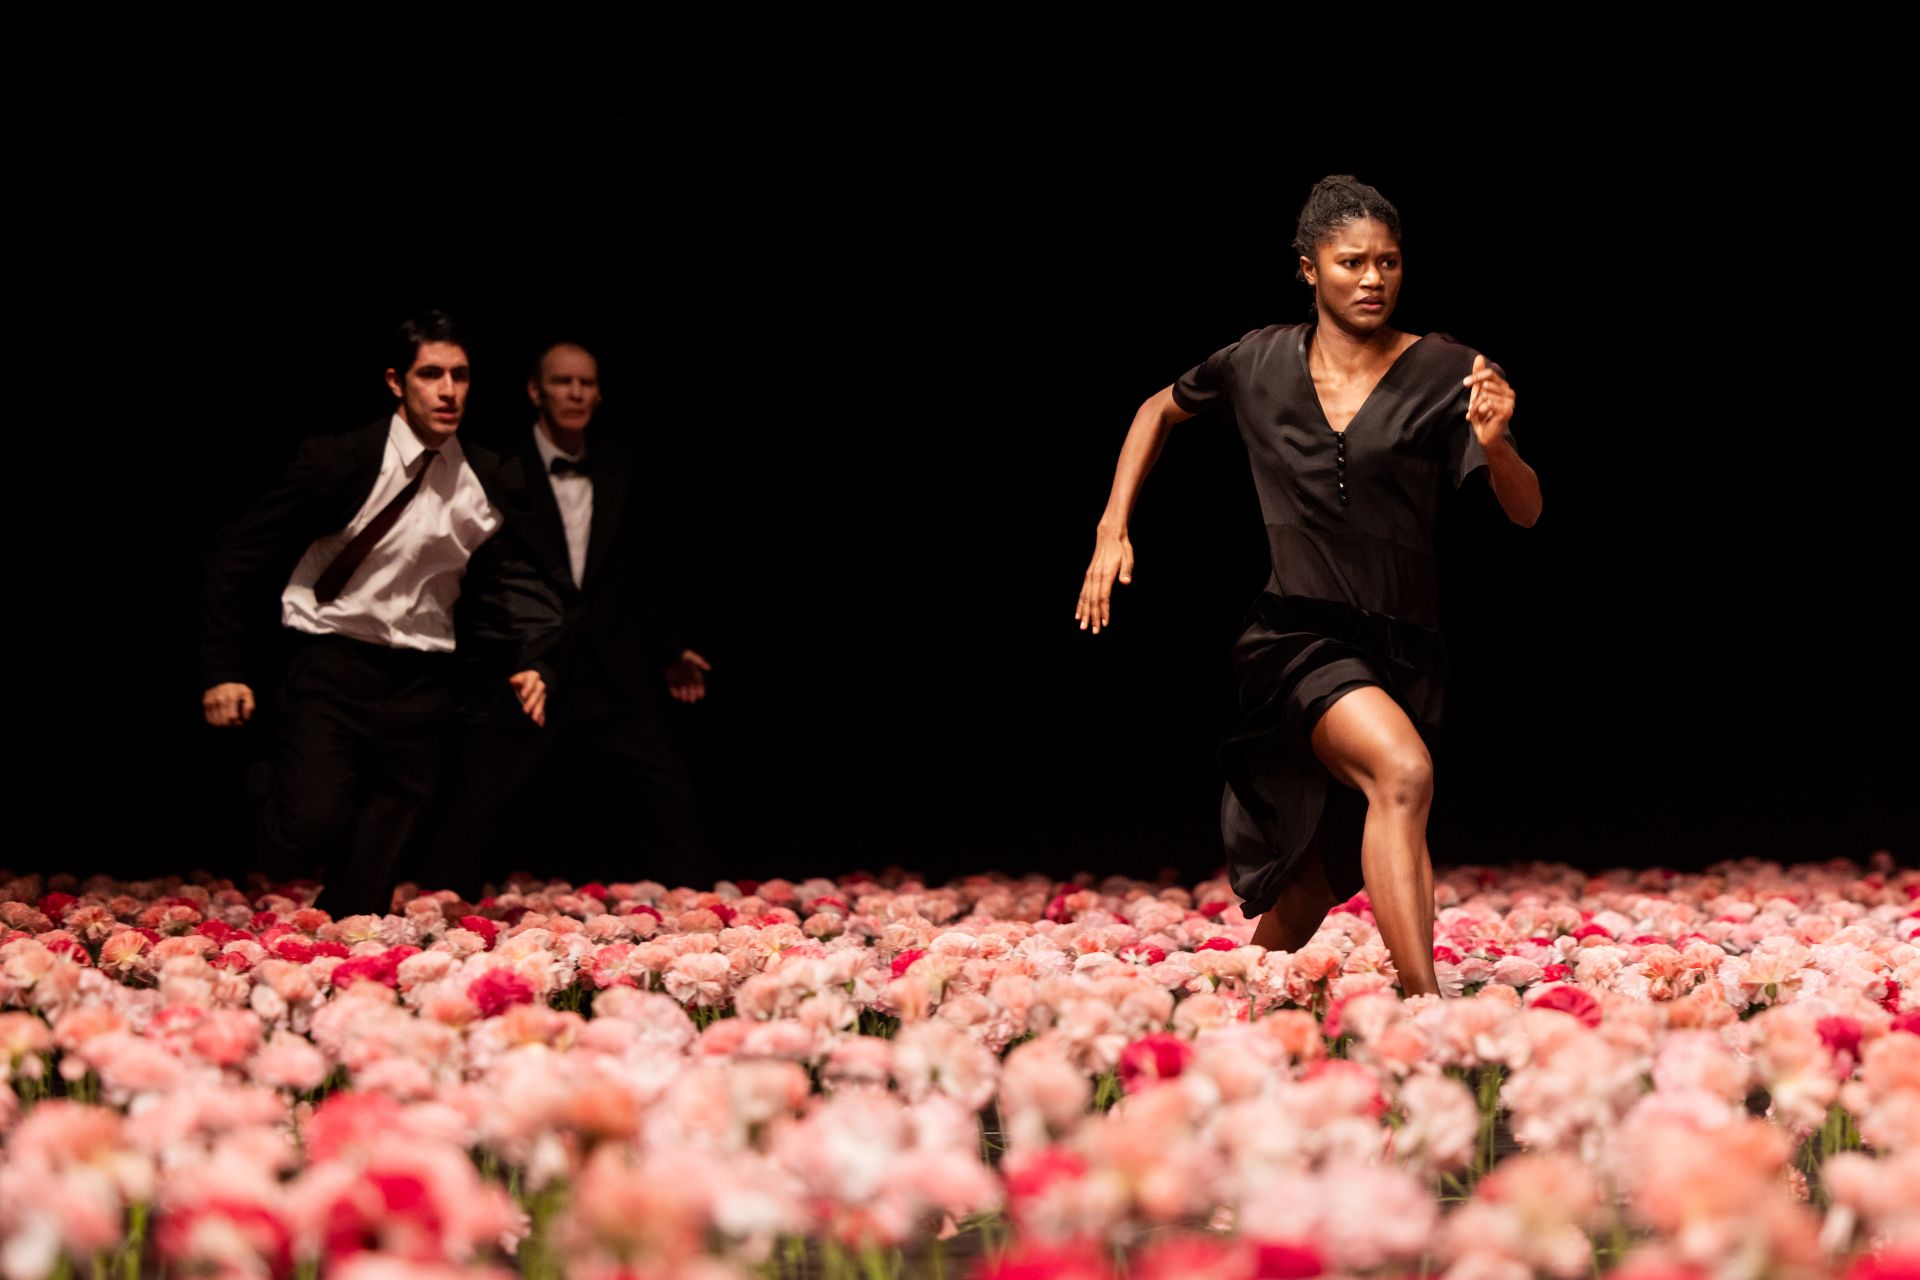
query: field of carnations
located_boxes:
[1,855,1917,1280]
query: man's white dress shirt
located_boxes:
[281,413,502,652]
[533,425,593,589]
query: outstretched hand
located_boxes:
[1462,354,1515,446]
[665,650,712,703]
[508,669,547,727]
[1075,526,1134,635]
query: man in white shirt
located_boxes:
[416,339,713,897]
[201,311,557,918]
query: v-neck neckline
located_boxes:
[1298,326,1430,436]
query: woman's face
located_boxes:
[1300,218,1402,335]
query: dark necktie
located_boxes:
[312,451,439,604]
[549,455,592,477]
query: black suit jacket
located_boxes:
[495,427,693,718]
[201,417,562,695]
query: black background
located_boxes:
[17,17,1915,888]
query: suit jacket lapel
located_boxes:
[581,446,632,594]
[331,418,395,530]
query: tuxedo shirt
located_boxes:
[532,425,593,589]
[280,413,502,652]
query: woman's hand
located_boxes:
[1076,524,1135,634]
[1462,354,1515,446]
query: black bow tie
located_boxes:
[549,455,592,477]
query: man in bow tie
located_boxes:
[200,310,559,918]
[415,338,714,898]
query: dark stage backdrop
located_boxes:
[17,18,1915,888]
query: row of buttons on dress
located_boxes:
[1335,430,1349,506]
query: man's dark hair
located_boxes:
[528,336,602,382]
[1292,175,1403,283]
[386,309,469,376]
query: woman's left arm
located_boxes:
[1464,355,1542,527]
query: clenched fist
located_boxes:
[203,682,256,727]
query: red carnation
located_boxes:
[1330,891,1371,916]
[1541,963,1572,982]
[1198,901,1229,919]
[1528,985,1602,1028]
[329,956,395,990]
[1003,1147,1091,1211]
[968,1243,1113,1280]
[1848,1250,1920,1280]
[156,1199,294,1277]
[890,949,927,979]
[1818,1016,1864,1079]
[37,892,77,921]
[1197,936,1237,952]
[1118,1032,1193,1092]
[322,1170,444,1261]
[578,882,609,900]
[43,937,91,965]
[468,968,537,1017]
[1572,923,1613,941]
[1251,1240,1326,1279]
[458,915,499,949]
[1433,945,1462,964]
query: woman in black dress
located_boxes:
[1074,176,1541,998]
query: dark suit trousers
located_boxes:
[258,633,456,917]
[418,693,707,898]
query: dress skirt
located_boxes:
[1217,593,1450,917]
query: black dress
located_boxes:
[1170,322,1505,917]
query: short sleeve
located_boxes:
[1171,328,1261,415]
[1448,358,1512,489]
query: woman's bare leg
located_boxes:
[1249,842,1338,954]
[1309,687,1440,997]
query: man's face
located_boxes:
[386,341,471,441]
[528,344,602,436]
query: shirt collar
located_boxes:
[390,412,461,469]
[532,423,585,469]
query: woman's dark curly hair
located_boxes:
[1292,175,1402,283]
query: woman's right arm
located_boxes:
[1075,384,1195,634]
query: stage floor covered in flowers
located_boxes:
[2,857,1916,1280]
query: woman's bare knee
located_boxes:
[1311,687,1430,808]
[1369,748,1433,811]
